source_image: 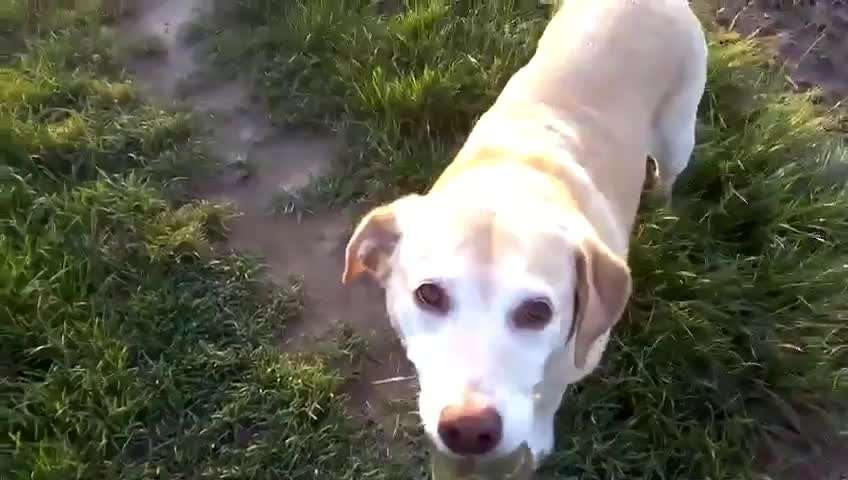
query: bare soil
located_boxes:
[711,0,848,103]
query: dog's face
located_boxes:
[343,193,631,460]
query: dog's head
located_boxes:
[343,193,631,460]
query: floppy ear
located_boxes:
[571,237,632,368]
[342,195,420,285]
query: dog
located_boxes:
[342,0,708,468]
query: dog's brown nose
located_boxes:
[437,402,502,456]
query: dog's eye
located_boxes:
[513,299,553,330]
[414,282,450,313]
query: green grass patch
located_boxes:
[1,6,405,479]
[198,0,550,204]
[198,0,848,478]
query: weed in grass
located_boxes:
[199,1,848,477]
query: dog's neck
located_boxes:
[430,103,629,256]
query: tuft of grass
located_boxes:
[1,5,407,480]
[268,186,314,221]
[200,1,848,478]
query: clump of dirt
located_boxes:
[116,0,417,440]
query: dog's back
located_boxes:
[436,0,708,247]
[515,0,705,125]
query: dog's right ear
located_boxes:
[342,195,420,285]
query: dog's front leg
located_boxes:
[528,416,555,468]
[528,390,565,468]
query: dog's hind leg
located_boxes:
[649,119,695,208]
[649,43,707,208]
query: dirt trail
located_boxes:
[117,0,416,437]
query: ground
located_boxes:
[714,0,848,102]
[2,1,847,479]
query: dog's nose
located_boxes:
[437,402,502,456]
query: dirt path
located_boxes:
[116,0,417,443]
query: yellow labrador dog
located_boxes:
[343,0,708,468]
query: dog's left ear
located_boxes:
[342,195,420,285]
[572,237,632,368]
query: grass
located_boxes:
[193,0,848,478]
[0,4,406,479]
[196,0,550,204]
[3,0,847,478]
